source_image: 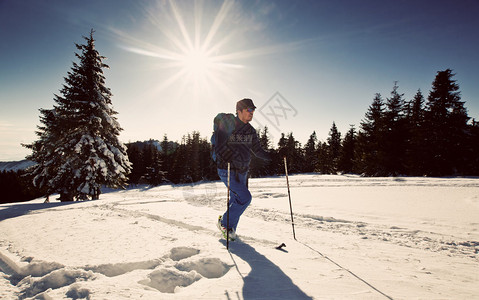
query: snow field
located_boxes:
[0,174,478,299]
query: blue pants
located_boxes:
[218,168,251,231]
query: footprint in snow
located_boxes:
[139,247,231,293]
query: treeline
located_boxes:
[256,69,479,176]
[125,133,216,185]
[125,69,479,185]
[0,170,46,204]
[353,69,479,176]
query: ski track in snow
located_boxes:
[181,177,479,261]
[0,174,478,299]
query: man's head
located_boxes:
[236,98,256,123]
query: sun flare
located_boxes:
[180,47,215,82]
[113,0,301,100]
[110,0,249,99]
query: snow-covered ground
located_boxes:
[0,174,478,299]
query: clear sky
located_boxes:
[1,0,478,161]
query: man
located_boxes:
[212,98,270,240]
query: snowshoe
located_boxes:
[217,215,236,241]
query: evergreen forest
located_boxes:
[126,69,479,185]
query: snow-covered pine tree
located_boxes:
[24,30,131,201]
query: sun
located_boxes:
[181,47,213,78]
[175,46,219,96]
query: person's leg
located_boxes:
[218,169,251,231]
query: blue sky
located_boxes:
[1,0,478,161]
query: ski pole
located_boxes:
[227,162,230,249]
[284,157,296,240]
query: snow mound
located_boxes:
[176,257,231,278]
[0,252,64,284]
[20,260,65,279]
[65,283,91,299]
[17,268,96,299]
[139,247,231,293]
[85,259,162,277]
[139,268,202,293]
[169,246,200,261]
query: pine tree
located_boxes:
[186,132,201,182]
[259,126,272,150]
[159,134,179,181]
[24,108,63,197]
[315,141,330,173]
[404,89,427,175]
[424,69,469,175]
[198,135,216,180]
[383,82,406,175]
[338,125,357,174]
[169,137,188,184]
[357,93,386,175]
[24,30,131,201]
[327,122,342,173]
[143,141,165,186]
[286,133,303,173]
[466,119,479,174]
[126,142,144,184]
[277,133,288,155]
[274,133,303,174]
[260,127,274,175]
[160,135,171,178]
[274,133,288,174]
[303,131,318,173]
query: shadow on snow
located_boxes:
[221,240,312,300]
[0,201,79,222]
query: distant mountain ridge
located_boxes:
[0,160,36,172]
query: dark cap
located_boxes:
[236,98,256,111]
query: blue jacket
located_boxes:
[213,113,269,172]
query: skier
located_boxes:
[212,98,270,240]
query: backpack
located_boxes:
[211,113,236,162]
